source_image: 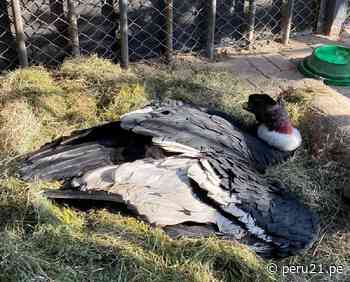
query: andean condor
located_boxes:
[17,94,319,258]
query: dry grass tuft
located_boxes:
[0,66,62,101]
[65,93,99,125]
[0,100,42,156]
[101,83,148,121]
[36,94,69,119]
[60,55,137,85]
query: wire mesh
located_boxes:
[0,0,321,72]
[128,0,167,61]
[20,0,71,66]
[254,0,283,40]
[215,0,319,48]
[291,0,319,34]
[172,1,207,53]
[215,0,248,47]
[0,0,17,71]
[75,0,119,62]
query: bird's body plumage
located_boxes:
[18,99,319,258]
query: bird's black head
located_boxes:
[244,94,283,124]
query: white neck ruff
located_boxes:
[257,124,302,151]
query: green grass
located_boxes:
[0,55,349,281]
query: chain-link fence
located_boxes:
[1,0,320,72]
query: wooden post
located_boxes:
[248,0,257,46]
[323,0,348,38]
[11,0,28,67]
[207,0,216,60]
[67,0,80,57]
[119,0,129,69]
[165,0,173,63]
[281,0,294,45]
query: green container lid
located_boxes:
[314,45,350,65]
[298,44,350,86]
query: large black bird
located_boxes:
[18,94,319,258]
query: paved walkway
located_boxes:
[212,34,350,99]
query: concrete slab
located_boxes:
[213,58,262,78]
[264,54,296,71]
[247,56,280,76]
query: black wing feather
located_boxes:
[18,121,151,181]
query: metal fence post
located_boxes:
[67,0,80,57]
[165,0,173,63]
[120,0,129,69]
[207,0,216,60]
[281,0,294,45]
[11,0,28,67]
